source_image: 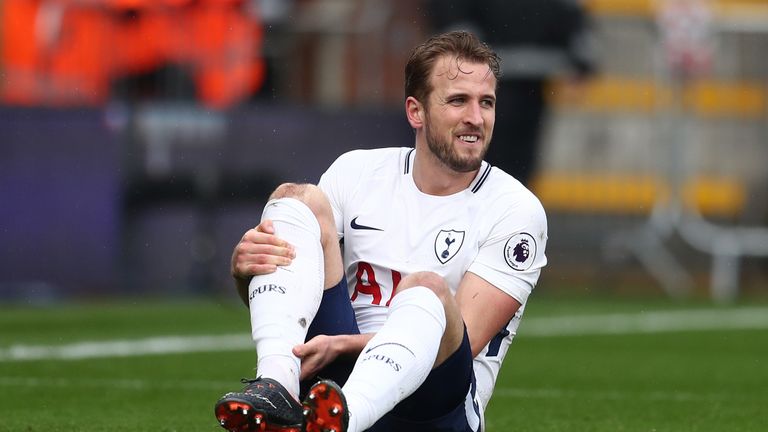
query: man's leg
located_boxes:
[299,276,360,397]
[368,328,482,432]
[247,182,344,398]
[304,272,467,432]
[216,183,344,431]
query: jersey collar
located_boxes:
[402,147,493,194]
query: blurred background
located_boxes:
[2,0,767,305]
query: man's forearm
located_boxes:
[235,276,250,307]
[334,333,375,357]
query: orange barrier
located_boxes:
[1,0,265,108]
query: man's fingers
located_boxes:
[292,344,305,357]
[256,219,275,234]
[237,242,294,259]
[242,229,295,256]
[231,221,297,278]
[248,263,278,275]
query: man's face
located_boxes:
[423,55,496,173]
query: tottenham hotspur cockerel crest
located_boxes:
[435,230,465,264]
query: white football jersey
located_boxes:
[318,147,548,410]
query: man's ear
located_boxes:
[405,96,424,129]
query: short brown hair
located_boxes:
[404,31,501,103]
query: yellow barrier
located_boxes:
[531,173,746,216]
[585,0,768,17]
[548,77,766,117]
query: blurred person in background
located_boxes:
[428,0,597,186]
[214,31,547,432]
[250,0,296,101]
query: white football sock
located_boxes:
[249,198,324,399]
[342,287,446,432]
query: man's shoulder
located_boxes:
[484,166,540,199]
[480,166,547,217]
[328,147,410,176]
[335,147,408,164]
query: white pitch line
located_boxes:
[0,334,252,362]
[519,306,768,337]
[2,307,767,362]
[0,376,227,391]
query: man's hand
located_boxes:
[231,219,295,305]
[293,335,340,381]
[293,333,374,381]
[231,220,295,279]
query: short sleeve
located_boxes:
[467,195,548,305]
[318,150,369,239]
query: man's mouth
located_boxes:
[458,135,480,143]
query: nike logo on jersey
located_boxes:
[350,217,383,231]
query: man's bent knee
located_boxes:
[269,183,334,231]
[269,183,315,203]
[396,271,452,304]
[268,183,343,289]
[396,271,464,366]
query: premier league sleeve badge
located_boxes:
[504,233,537,271]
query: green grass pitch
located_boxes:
[1,295,767,431]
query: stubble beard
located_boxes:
[425,118,488,173]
